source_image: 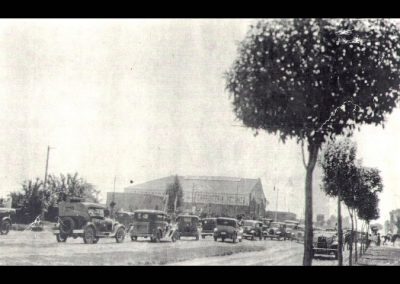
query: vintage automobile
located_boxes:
[242,220,263,240]
[213,217,242,243]
[130,210,178,242]
[284,220,300,241]
[115,210,135,228]
[0,208,15,235]
[200,217,217,238]
[265,221,287,240]
[176,215,200,240]
[294,225,305,243]
[53,197,126,244]
[312,230,339,259]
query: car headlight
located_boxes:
[277,231,281,234]
[214,228,218,232]
[251,230,255,233]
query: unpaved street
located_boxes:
[0,229,347,265]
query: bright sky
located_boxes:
[0,19,399,224]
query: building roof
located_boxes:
[125,175,261,196]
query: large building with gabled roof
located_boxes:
[107,175,268,218]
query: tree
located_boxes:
[165,175,184,213]
[11,173,100,223]
[226,19,400,265]
[321,138,358,266]
[46,173,100,204]
[356,167,382,255]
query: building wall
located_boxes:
[107,192,165,212]
[265,211,297,222]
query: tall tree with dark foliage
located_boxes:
[226,19,400,265]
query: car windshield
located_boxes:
[202,219,215,225]
[135,212,150,221]
[217,219,236,227]
[88,208,104,218]
[286,223,296,229]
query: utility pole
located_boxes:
[275,187,278,221]
[110,176,117,218]
[42,146,53,218]
[43,146,52,190]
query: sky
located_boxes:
[0,19,399,224]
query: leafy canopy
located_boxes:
[226,19,400,146]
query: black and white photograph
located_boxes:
[0,18,400,266]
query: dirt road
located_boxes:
[0,230,347,265]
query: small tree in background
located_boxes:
[226,19,400,265]
[321,138,358,266]
[165,175,184,213]
[356,167,382,255]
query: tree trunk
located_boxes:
[355,213,358,263]
[337,191,343,266]
[303,142,319,266]
[348,207,354,266]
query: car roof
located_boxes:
[82,202,107,209]
[271,222,286,225]
[134,209,167,215]
[243,220,261,223]
[217,217,237,221]
[177,215,199,219]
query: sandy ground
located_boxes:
[0,230,350,265]
[357,244,400,265]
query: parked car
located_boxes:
[130,210,178,242]
[284,220,300,241]
[265,221,287,240]
[214,217,242,243]
[176,215,200,240]
[115,210,135,228]
[294,225,305,243]
[312,230,339,259]
[242,220,263,240]
[53,197,126,244]
[0,208,15,235]
[200,217,217,239]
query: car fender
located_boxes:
[1,216,11,223]
[114,223,126,232]
[83,222,97,235]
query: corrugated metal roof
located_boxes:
[125,175,260,195]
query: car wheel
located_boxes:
[83,226,96,244]
[0,220,11,235]
[214,237,218,242]
[264,236,267,240]
[93,237,100,244]
[56,233,67,243]
[239,238,242,242]
[131,236,137,241]
[155,231,161,243]
[202,235,205,239]
[115,227,125,243]
[196,234,199,241]
[251,235,254,241]
[221,237,225,242]
[233,234,237,243]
